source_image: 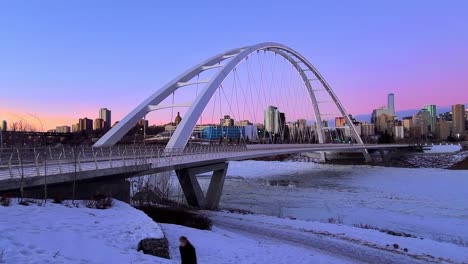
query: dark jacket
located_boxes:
[179,241,197,264]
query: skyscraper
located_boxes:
[1,120,7,131]
[412,109,431,136]
[94,118,105,130]
[387,93,395,116]
[264,106,279,134]
[452,104,466,135]
[424,105,437,132]
[220,115,234,127]
[99,108,112,129]
[79,118,93,131]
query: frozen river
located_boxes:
[196,160,468,245]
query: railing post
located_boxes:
[58,152,63,174]
[109,148,113,168]
[8,153,14,178]
[77,150,83,172]
[34,148,40,177]
[93,150,98,170]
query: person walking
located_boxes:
[179,236,197,264]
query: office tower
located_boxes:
[79,118,93,131]
[94,118,105,130]
[388,93,395,116]
[424,105,437,132]
[452,104,465,135]
[376,113,394,134]
[1,120,7,131]
[234,120,252,126]
[371,107,393,124]
[335,117,346,127]
[264,106,280,134]
[72,123,80,133]
[436,120,451,141]
[56,126,71,133]
[412,109,431,136]
[220,115,234,127]
[99,108,112,129]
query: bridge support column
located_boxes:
[175,162,228,210]
[320,152,327,162]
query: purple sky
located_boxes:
[1,0,467,130]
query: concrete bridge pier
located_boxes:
[175,162,228,210]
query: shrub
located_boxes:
[86,195,113,209]
[327,216,344,225]
[18,200,29,206]
[225,208,254,215]
[0,194,10,207]
[138,205,212,230]
[52,197,63,204]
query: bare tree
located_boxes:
[9,120,37,132]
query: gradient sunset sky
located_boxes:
[1,0,467,130]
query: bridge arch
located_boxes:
[94,42,365,154]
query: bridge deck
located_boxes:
[0,144,411,192]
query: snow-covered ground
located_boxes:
[423,144,462,154]
[208,212,468,264]
[0,200,171,264]
[0,199,377,264]
[162,223,357,264]
[195,159,468,247]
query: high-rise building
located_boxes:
[99,108,112,129]
[376,113,395,134]
[371,107,393,124]
[56,125,71,133]
[358,122,375,137]
[1,120,7,131]
[94,118,105,130]
[424,105,437,132]
[402,117,412,130]
[388,93,395,116]
[394,126,404,139]
[412,109,431,136]
[234,120,252,126]
[279,112,286,133]
[78,118,93,131]
[436,120,451,141]
[465,109,468,130]
[72,123,80,133]
[335,117,346,127]
[439,111,452,121]
[220,115,234,127]
[264,106,280,134]
[452,104,465,135]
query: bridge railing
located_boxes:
[0,144,249,180]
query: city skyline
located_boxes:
[1,1,468,130]
[1,101,467,132]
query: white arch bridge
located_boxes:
[0,43,413,209]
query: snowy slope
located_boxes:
[423,144,462,154]
[162,223,357,264]
[0,199,367,264]
[211,160,468,246]
[209,212,468,264]
[0,200,171,264]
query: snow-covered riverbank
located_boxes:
[204,159,468,246]
[0,200,169,264]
